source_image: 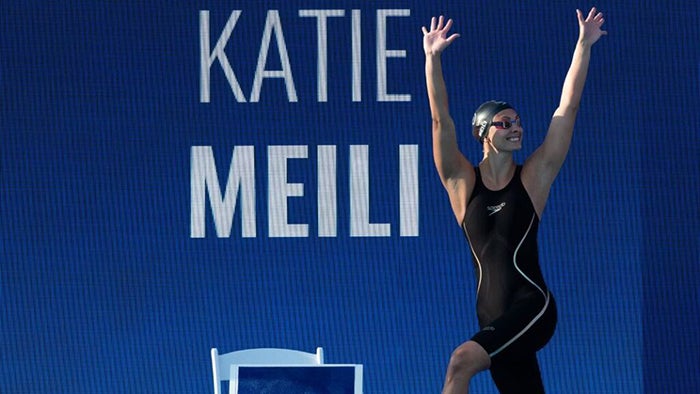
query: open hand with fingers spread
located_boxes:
[422,15,460,56]
[577,7,607,45]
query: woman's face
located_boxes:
[487,109,523,151]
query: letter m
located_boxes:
[191,146,256,238]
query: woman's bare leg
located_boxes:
[442,340,491,394]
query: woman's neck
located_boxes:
[479,153,516,189]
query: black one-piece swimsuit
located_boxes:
[461,166,557,393]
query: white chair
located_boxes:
[211,347,324,394]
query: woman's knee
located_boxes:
[447,341,491,377]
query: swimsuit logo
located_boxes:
[487,202,506,216]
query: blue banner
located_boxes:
[2,1,698,393]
